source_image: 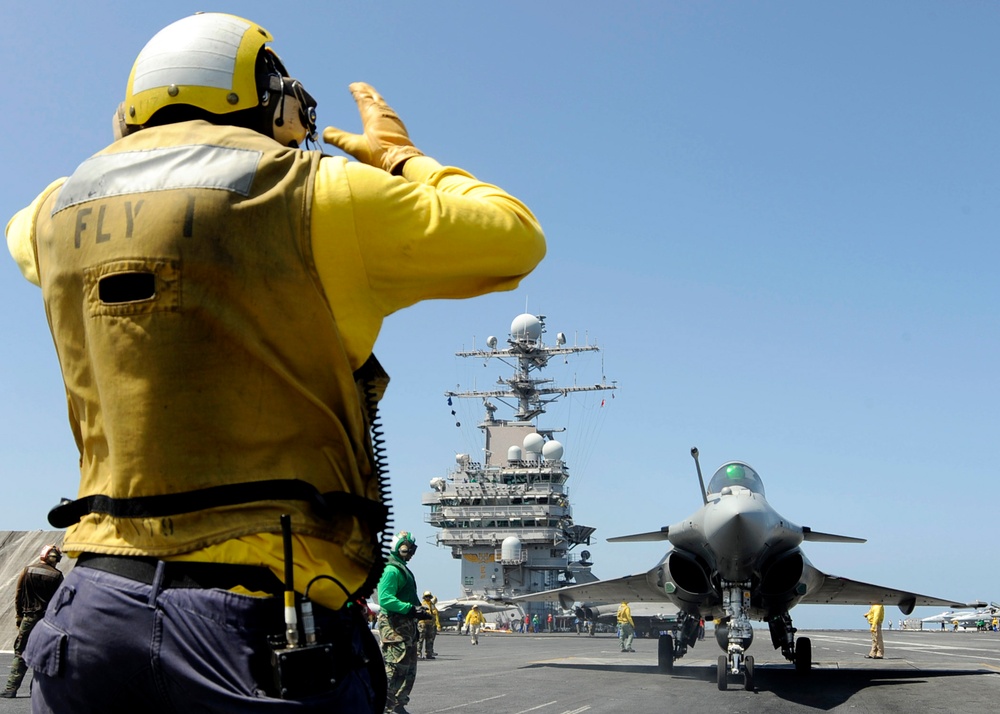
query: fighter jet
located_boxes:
[922,602,997,629]
[434,596,516,625]
[369,594,515,629]
[577,602,680,636]
[515,448,971,691]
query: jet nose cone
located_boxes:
[705,490,772,580]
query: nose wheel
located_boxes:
[717,652,755,691]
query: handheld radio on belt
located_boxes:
[270,514,343,699]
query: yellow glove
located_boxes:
[323,82,424,174]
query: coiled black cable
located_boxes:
[353,367,393,600]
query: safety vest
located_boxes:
[33,120,386,564]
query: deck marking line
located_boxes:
[511,702,559,714]
[430,694,507,712]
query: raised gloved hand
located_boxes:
[323,82,424,175]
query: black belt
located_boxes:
[76,554,285,595]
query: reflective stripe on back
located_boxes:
[53,145,262,214]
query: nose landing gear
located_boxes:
[716,583,755,690]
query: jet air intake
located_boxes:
[760,550,805,599]
[758,549,825,615]
[654,550,712,608]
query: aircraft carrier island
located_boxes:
[421,313,615,618]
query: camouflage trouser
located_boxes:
[379,612,418,711]
[417,621,437,658]
[618,622,635,651]
[4,614,40,693]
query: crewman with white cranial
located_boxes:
[465,604,487,644]
[5,12,544,712]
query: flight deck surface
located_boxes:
[410,629,998,713]
[1,629,998,712]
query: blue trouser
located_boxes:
[24,562,378,712]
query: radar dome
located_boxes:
[429,477,446,492]
[510,313,542,342]
[507,445,522,462]
[501,535,523,562]
[522,433,544,455]
[542,440,564,461]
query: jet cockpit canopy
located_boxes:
[708,461,765,497]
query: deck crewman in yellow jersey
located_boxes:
[5,12,545,712]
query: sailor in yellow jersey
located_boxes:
[617,599,636,652]
[864,603,885,659]
[5,12,544,713]
[465,604,488,645]
[418,591,441,659]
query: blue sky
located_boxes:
[2,2,997,630]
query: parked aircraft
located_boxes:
[922,602,997,628]
[515,448,971,690]
[369,595,515,628]
[920,610,959,624]
[571,601,680,637]
[435,596,516,625]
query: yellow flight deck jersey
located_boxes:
[6,120,545,610]
[617,602,633,626]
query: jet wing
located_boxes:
[607,527,670,543]
[801,527,866,544]
[801,568,970,613]
[512,572,670,610]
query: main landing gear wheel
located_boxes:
[658,634,674,674]
[717,655,728,691]
[795,636,812,673]
[743,655,755,691]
